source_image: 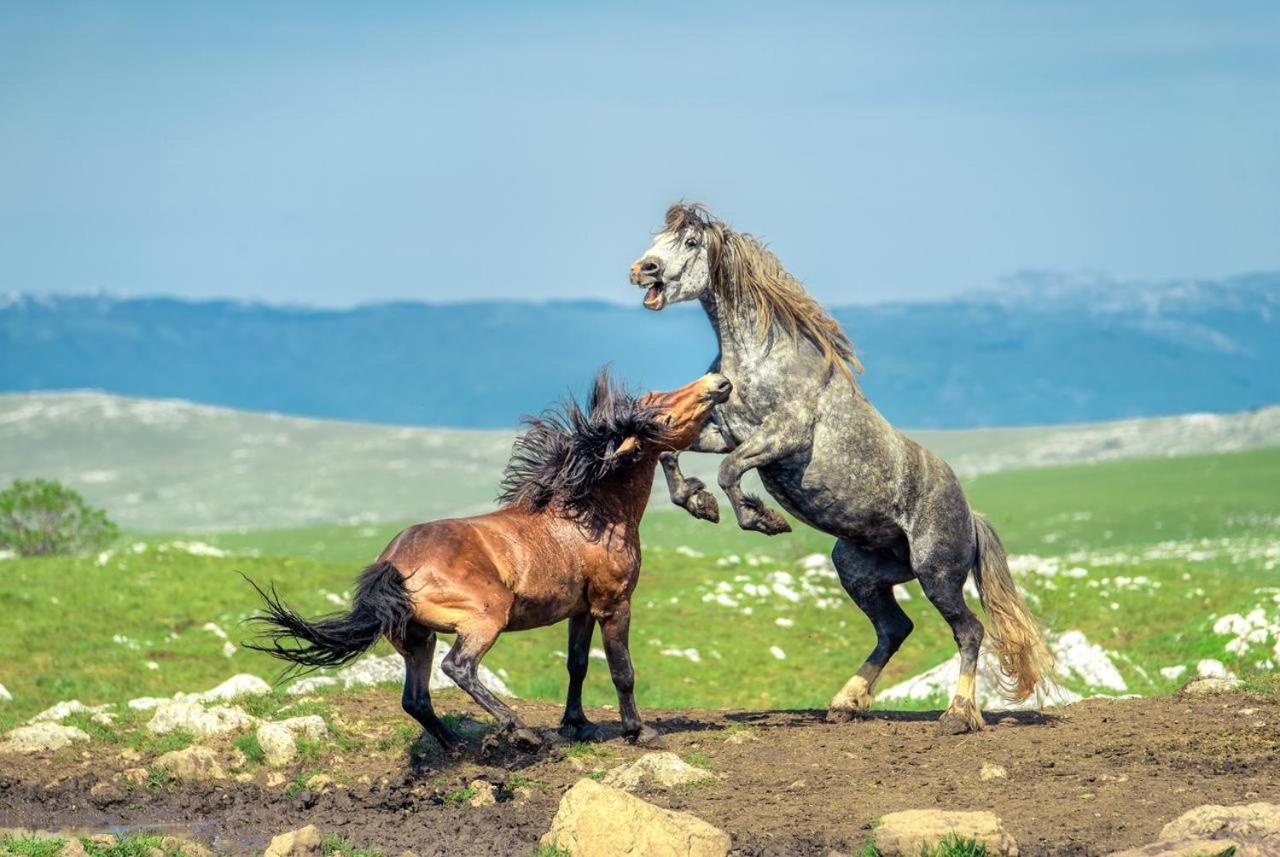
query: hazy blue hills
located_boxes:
[2,271,1276,429]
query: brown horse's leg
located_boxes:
[599,604,659,745]
[442,625,540,750]
[399,626,460,749]
[559,612,602,742]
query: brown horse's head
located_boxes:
[498,370,729,529]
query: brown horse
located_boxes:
[247,370,732,750]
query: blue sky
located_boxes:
[1,1,1277,306]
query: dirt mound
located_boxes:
[1,690,1277,856]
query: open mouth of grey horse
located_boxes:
[642,282,666,310]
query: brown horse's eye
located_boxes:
[664,415,673,426]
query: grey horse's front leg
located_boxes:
[661,420,735,523]
[717,416,804,536]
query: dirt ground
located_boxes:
[1,689,1277,856]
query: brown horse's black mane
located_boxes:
[499,370,663,527]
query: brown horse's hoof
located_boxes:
[559,721,604,743]
[686,490,720,523]
[510,727,543,752]
[936,712,983,735]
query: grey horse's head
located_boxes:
[628,203,719,311]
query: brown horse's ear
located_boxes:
[611,435,641,459]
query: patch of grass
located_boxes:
[853,843,881,857]
[533,846,571,857]
[296,734,324,763]
[283,768,324,799]
[128,728,194,756]
[507,773,550,790]
[585,770,604,781]
[320,833,385,857]
[565,742,613,761]
[143,766,177,792]
[63,711,123,744]
[919,836,991,857]
[443,787,476,806]
[233,730,266,765]
[682,751,712,769]
[80,833,185,857]
[0,835,66,857]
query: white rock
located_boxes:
[602,752,716,790]
[285,644,514,698]
[0,683,11,702]
[1,722,91,754]
[179,674,271,704]
[1159,665,1188,681]
[1196,658,1236,681]
[154,745,226,781]
[285,676,338,696]
[147,701,255,738]
[28,700,110,723]
[257,716,330,767]
[980,763,1008,781]
[127,697,168,711]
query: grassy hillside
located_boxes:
[2,447,1276,731]
[2,390,1277,531]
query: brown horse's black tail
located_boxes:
[243,561,413,677]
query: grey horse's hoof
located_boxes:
[686,490,720,523]
[936,713,983,735]
[743,507,791,535]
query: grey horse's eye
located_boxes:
[684,236,699,249]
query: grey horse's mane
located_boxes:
[664,202,862,379]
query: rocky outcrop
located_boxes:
[154,746,226,781]
[602,752,716,790]
[1109,802,1280,856]
[256,716,330,767]
[146,701,254,738]
[0,722,91,754]
[263,825,324,857]
[874,809,1019,856]
[542,778,730,857]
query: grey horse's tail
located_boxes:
[972,514,1055,701]
[243,561,413,678]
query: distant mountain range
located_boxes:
[2,271,1277,429]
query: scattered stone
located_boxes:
[874,809,1019,856]
[147,701,255,738]
[154,746,226,781]
[0,722,91,754]
[1179,678,1240,696]
[257,715,330,767]
[181,674,272,704]
[285,676,338,696]
[28,699,110,723]
[1108,802,1280,857]
[264,825,324,857]
[602,751,716,790]
[1195,659,1235,681]
[980,763,1009,781]
[541,778,731,857]
[306,774,335,793]
[0,682,11,702]
[468,780,497,807]
[58,840,89,857]
[724,730,759,745]
[86,834,117,847]
[266,771,286,788]
[123,767,149,786]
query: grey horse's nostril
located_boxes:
[716,378,732,395]
[640,259,659,274]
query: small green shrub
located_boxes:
[0,835,67,857]
[443,787,476,806]
[920,836,991,857]
[233,731,266,765]
[320,833,384,857]
[0,478,118,556]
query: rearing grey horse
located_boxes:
[629,203,1053,733]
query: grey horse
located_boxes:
[629,203,1053,733]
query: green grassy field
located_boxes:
[1,447,1277,732]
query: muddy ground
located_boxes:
[1,689,1277,856]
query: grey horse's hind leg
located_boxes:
[915,558,986,734]
[826,540,915,722]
